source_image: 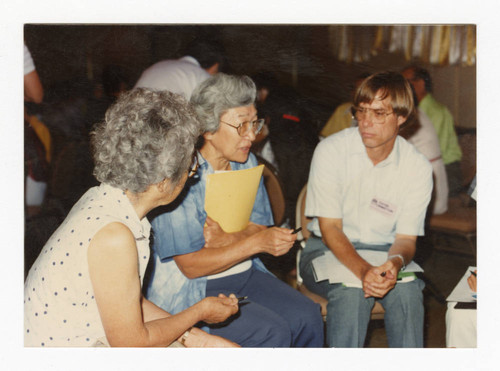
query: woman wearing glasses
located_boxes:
[24,89,240,347]
[146,73,323,347]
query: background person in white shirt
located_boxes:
[134,41,223,100]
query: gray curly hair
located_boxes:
[189,73,256,133]
[91,88,201,193]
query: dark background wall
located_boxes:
[24,24,476,128]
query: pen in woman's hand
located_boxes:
[237,296,248,303]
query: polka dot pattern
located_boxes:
[24,184,151,347]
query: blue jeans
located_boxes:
[205,266,324,347]
[299,235,425,348]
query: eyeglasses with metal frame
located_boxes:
[351,106,395,125]
[220,118,265,136]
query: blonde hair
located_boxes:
[354,71,415,120]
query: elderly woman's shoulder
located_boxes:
[89,222,136,253]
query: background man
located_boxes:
[402,65,463,197]
[299,71,433,347]
[134,41,223,100]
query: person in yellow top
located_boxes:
[320,73,370,138]
[402,66,463,196]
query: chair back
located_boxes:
[295,184,311,285]
[295,184,312,247]
[257,156,286,226]
[458,131,476,187]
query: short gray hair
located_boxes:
[91,88,201,193]
[189,73,256,133]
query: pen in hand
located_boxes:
[237,296,248,303]
[470,270,477,277]
[267,226,302,234]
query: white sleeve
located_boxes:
[24,44,36,75]
[305,137,344,219]
[396,154,433,236]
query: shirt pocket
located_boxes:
[366,197,398,237]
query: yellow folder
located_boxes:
[204,165,264,233]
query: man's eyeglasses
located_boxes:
[188,152,199,178]
[351,106,395,125]
[220,118,265,137]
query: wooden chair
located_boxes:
[257,156,286,227]
[428,197,476,255]
[294,184,385,321]
[428,131,476,256]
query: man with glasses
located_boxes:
[299,71,433,347]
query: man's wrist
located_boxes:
[388,254,406,271]
[359,261,374,281]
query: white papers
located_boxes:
[446,266,477,303]
[311,249,424,288]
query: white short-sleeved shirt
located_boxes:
[133,56,210,100]
[306,127,433,245]
[24,183,151,347]
[407,109,449,214]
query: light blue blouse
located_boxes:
[146,152,273,316]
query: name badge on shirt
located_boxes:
[370,198,397,216]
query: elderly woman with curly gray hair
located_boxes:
[24,88,240,347]
[146,73,324,347]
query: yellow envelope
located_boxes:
[205,165,264,233]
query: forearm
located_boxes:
[108,299,205,347]
[319,218,371,280]
[24,70,44,103]
[228,222,266,244]
[326,232,371,280]
[140,301,206,347]
[101,294,206,347]
[174,236,261,278]
[142,297,170,322]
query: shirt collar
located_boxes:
[419,93,433,108]
[378,138,401,167]
[197,151,208,167]
[350,128,367,156]
[196,151,250,173]
[350,128,401,168]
